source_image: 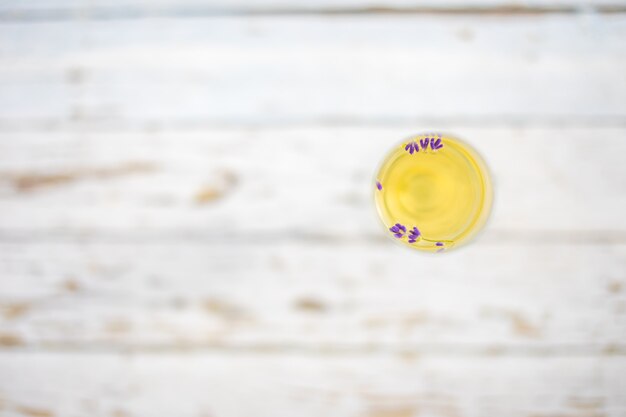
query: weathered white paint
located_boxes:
[0,240,624,350]
[0,5,625,416]
[1,16,625,126]
[1,0,624,15]
[0,127,624,235]
[0,353,625,417]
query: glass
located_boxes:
[374,133,493,253]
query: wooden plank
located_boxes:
[0,127,624,235]
[1,16,625,125]
[0,240,624,350]
[2,0,626,17]
[0,352,625,417]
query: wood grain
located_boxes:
[0,127,624,236]
[0,5,625,416]
[0,353,625,417]
[0,240,624,350]
[1,16,625,127]
[2,0,626,19]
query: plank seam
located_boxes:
[1,5,626,22]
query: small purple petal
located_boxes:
[394,233,404,238]
[376,181,383,191]
[390,226,399,233]
[435,242,444,246]
[434,138,442,147]
[405,143,411,151]
[408,239,416,243]
[409,145,414,154]
[398,224,406,233]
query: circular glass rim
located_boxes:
[372,132,494,254]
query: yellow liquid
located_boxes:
[374,134,492,252]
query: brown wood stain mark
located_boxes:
[62,279,80,292]
[364,316,387,329]
[194,170,238,204]
[0,333,24,347]
[484,345,507,356]
[203,298,249,321]
[2,302,30,319]
[510,312,541,338]
[528,413,604,417]
[105,320,132,334]
[294,297,327,313]
[602,344,626,355]
[568,397,605,412]
[401,312,429,331]
[398,350,419,363]
[365,407,415,417]
[608,281,622,293]
[194,187,224,203]
[482,307,542,338]
[15,406,54,417]
[9,162,158,192]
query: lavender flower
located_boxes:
[376,181,383,191]
[430,137,443,150]
[435,242,444,247]
[404,141,419,155]
[408,227,421,243]
[389,223,406,238]
[419,138,430,151]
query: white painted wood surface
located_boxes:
[1,0,625,16]
[1,240,625,351]
[0,353,624,417]
[1,16,625,126]
[0,127,625,235]
[0,2,625,416]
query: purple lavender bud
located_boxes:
[391,223,406,238]
[431,137,443,150]
[405,143,411,151]
[409,143,415,154]
[435,242,444,247]
[420,138,429,150]
[376,181,383,191]
[407,226,421,243]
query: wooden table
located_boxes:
[0,1,625,416]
